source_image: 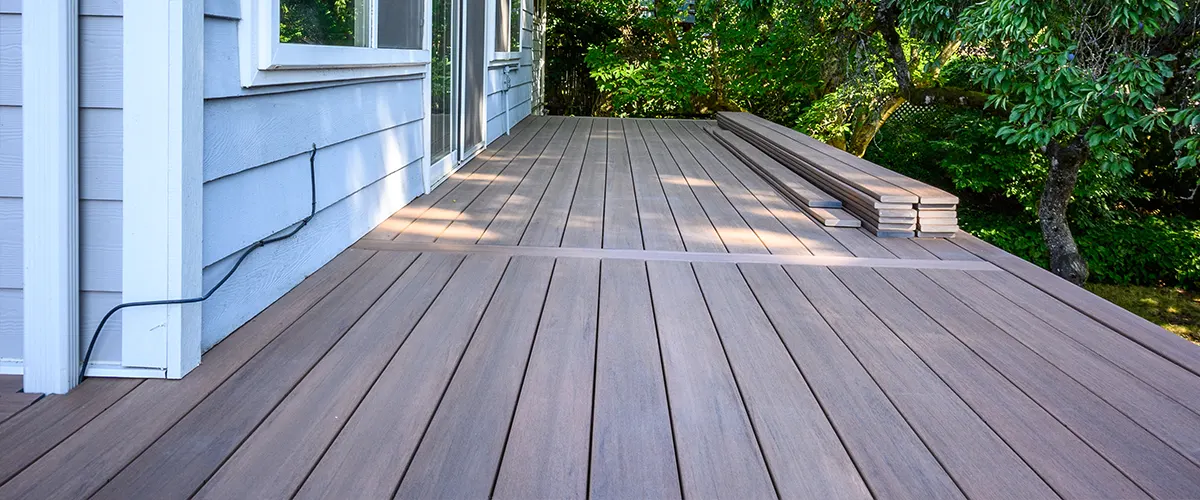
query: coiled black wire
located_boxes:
[79,144,319,383]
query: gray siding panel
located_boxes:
[80,15,122,109]
[0,197,19,290]
[0,13,19,106]
[0,289,19,362]
[0,105,18,197]
[80,200,121,292]
[81,108,122,200]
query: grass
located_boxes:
[1085,283,1200,344]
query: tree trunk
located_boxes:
[847,96,905,156]
[1040,137,1090,285]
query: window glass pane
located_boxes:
[379,0,424,49]
[280,0,369,47]
[494,0,509,52]
[510,0,520,51]
[431,0,453,161]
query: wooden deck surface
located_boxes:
[3,116,1200,499]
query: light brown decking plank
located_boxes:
[670,120,813,256]
[823,226,897,258]
[968,269,1200,415]
[952,232,1200,377]
[789,265,1051,498]
[868,232,940,259]
[737,263,963,499]
[480,117,582,246]
[364,118,539,240]
[646,260,776,499]
[294,254,510,499]
[393,256,555,499]
[623,119,686,252]
[520,117,592,247]
[195,252,465,499]
[680,122,853,257]
[434,116,565,244]
[493,257,600,500]
[395,117,557,243]
[637,120,726,253]
[0,378,142,487]
[0,248,374,498]
[902,269,1200,498]
[90,250,419,500]
[562,118,608,248]
[654,121,767,255]
[590,259,681,500]
[0,376,20,394]
[602,117,643,249]
[845,267,1146,498]
[692,262,870,499]
[923,269,1200,467]
[913,236,980,261]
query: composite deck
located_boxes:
[3,116,1200,499]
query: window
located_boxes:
[239,0,431,87]
[493,0,521,58]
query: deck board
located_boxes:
[590,259,680,499]
[7,116,1200,499]
[493,257,600,500]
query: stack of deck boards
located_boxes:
[706,127,860,228]
[716,111,960,237]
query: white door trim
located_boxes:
[22,0,81,394]
[121,0,204,378]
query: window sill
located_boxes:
[490,51,521,63]
[244,45,432,88]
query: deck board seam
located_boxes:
[351,239,1000,271]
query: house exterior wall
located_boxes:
[484,1,537,144]
[0,0,125,374]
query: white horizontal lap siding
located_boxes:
[199,13,428,349]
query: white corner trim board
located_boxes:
[122,0,204,379]
[22,0,81,394]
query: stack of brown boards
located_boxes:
[717,111,959,238]
[705,127,860,228]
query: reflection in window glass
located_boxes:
[431,0,453,162]
[510,0,520,52]
[379,0,424,49]
[280,0,369,47]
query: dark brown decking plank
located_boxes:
[623,119,686,252]
[395,117,556,243]
[520,117,592,247]
[646,261,776,498]
[90,250,419,500]
[842,267,1145,498]
[0,376,20,394]
[637,120,726,253]
[393,256,555,499]
[788,265,1051,498]
[968,269,1200,415]
[953,232,1200,376]
[435,116,565,244]
[0,378,140,486]
[898,268,1200,498]
[365,118,538,240]
[195,253,465,499]
[590,259,680,500]
[692,262,870,499]
[923,269,1200,466]
[0,393,40,425]
[562,118,608,248]
[679,122,852,258]
[670,120,812,256]
[602,118,643,249]
[0,249,374,498]
[493,257,600,500]
[737,263,963,499]
[481,117,582,246]
[294,254,510,499]
[653,120,767,255]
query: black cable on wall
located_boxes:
[79,144,319,384]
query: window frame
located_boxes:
[490,0,521,61]
[239,0,432,87]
